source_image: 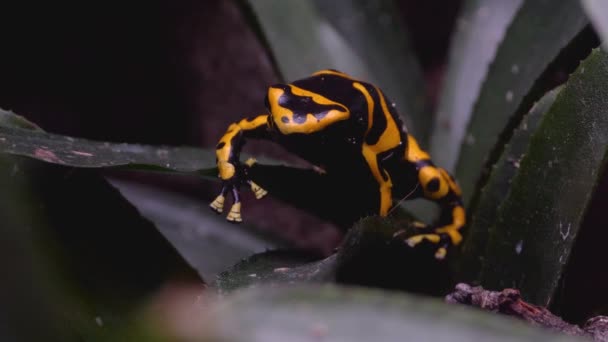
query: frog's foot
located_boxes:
[391,220,429,238]
[210,160,268,222]
[210,184,244,223]
[248,180,268,199]
[209,194,225,214]
[400,223,463,260]
[312,164,327,175]
[243,158,268,199]
[226,202,242,223]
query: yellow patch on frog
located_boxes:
[215,115,268,180]
[435,206,465,245]
[358,87,402,216]
[405,135,430,162]
[268,86,349,134]
[419,165,449,200]
[312,69,354,79]
[440,168,462,197]
[352,82,374,135]
[218,161,235,180]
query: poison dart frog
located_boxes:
[210,69,465,259]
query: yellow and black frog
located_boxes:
[210,69,465,259]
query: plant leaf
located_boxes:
[245,0,428,140]
[216,216,452,296]
[192,285,579,342]
[478,49,608,306]
[0,108,43,131]
[430,0,524,171]
[457,86,562,282]
[432,0,588,204]
[111,179,283,280]
[0,109,291,177]
[0,155,201,340]
[582,0,608,49]
[216,250,337,293]
[0,124,218,174]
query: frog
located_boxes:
[209,69,465,259]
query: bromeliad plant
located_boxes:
[2,0,608,340]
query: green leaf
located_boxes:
[111,180,283,280]
[191,285,580,342]
[0,123,218,174]
[216,250,337,293]
[217,216,452,295]
[246,0,428,140]
[458,86,562,282]
[0,108,43,131]
[582,0,608,50]
[430,0,524,171]
[432,0,588,204]
[0,155,201,340]
[478,49,608,306]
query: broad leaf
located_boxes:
[0,155,201,341]
[432,0,588,205]
[479,49,608,306]
[0,109,42,131]
[111,179,283,280]
[457,86,562,282]
[217,216,452,296]
[216,250,337,293]
[430,0,524,171]
[245,0,429,140]
[0,123,217,174]
[582,0,608,49]
[183,285,579,341]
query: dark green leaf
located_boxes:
[431,0,524,171]
[432,0,588,204]
[0,108,43,131]
[246,0,428,139]
[216,250,337,292]
[0,124,218,174]
[0,155,201,341]
[454,0,588,203]
[0,109,293,179]
[582,0,608,49]
[479,49,608,305]
[112,179,282,280]
[195,285,580,342]
[217,216,451,296]
[457,86,562,282]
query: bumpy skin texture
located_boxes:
[210,69,465,259]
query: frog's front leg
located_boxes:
[210,114,270,222]
[400,136,465,259]
[362,143,394,216]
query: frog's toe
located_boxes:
[249,181,268,199]
[226,202,242,223]
[209,194,225,214]
[405,233,441,247]
[405,233,451,260]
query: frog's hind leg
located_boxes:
[401,135,465,259]
[211,114,271,222]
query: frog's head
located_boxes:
[265,84,287,116]
[265,83,348,134]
